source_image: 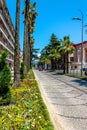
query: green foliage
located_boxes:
[0,70,54,129]
[0,66,11,95]
[38,33,61,69]
[29,2,38,34]
[50,33,60,48]
[0,51,9,71]
[0,51,11,105]
[27,65,31,72]
[66,73,87,80]
[59,36,76,54]
[0,88,12,105]
[28,69,35,79]
[59,36,76,73]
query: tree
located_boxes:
[38,34,61,70]
[31,47,39,61]
[48,34,61,69]
[23,0,38,74]
[14,0,20,87]
[27,1,38,69]
[59,36,76,73]
[23,0,30,74]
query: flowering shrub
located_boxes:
[0,70,54,130]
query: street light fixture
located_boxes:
[72,10,84,76]
[72,17,81,21]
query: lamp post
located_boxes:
[72,10,84,76]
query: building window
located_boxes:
[77,47,81,53]
[70,57,74,62]
[75,66,77,69]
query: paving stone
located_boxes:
[34,69,87,130]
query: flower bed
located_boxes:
[0,70,54,130]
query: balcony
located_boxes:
[0,27,14,48]
[0,11,15,42]
[7,58,14,63]
[0,39,14,55]
[0,23,8,36]
[7,54,14,62]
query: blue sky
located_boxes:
[6,0,87,52]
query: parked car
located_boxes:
[85,68,87,75]
[38,67,43,71]
[83,68,85,71]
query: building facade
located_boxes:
[0,0,15,70]
[69,41,87,70]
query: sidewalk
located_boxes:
[34,69,87,130]
[34,70,63,130]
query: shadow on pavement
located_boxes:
[71,79,87,87]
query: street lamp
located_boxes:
[72,10,84,76]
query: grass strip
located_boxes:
[65,73,87,81]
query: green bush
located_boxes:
[0,88,12,105]
[0,65,11,95]
[0,51,11,105]
[0,51,8,71]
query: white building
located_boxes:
[0,0,15,70]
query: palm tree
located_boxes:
[29,2,38,68]
[14,0,20,87]
[39,34,61,70]
[23,0,37,74]
[39,47,50,69]
[23,0,29,75]
[38,34,61,70]
[48,48,60,69]
[60,36,76,73]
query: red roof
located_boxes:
[73,41,87,47]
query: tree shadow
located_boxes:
[71,79,87,87]
[52,72,64,75]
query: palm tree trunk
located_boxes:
[27,23,31,69]
[51,59,54,70]
[67,52,69,73]
[63,55,65,74]
[14,0,20,87]
[23,0,30,74]
[30,46,32,68]
[23,22,27,75]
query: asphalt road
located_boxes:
[33,69,87,130]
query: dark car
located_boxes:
[83,68,85,71]
[85,68,87,75]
